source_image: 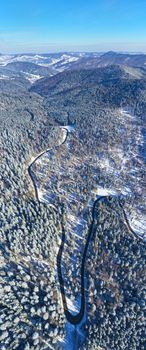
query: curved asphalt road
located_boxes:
[28,128,68,201]
[57,196,105,324]
[28,128,144,326]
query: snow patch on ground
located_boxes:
[65,297,79,313]
[23,72,44,83]
[0,75,10,80]
[96,187,117,196]
[127,213,146,239]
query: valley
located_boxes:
[0,52,146,350]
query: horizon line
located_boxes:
[1,50,146,55]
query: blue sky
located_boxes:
[0,0,146,53]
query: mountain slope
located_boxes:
[1,51,146,76]
[30,65,140,93]
[0,52,94,71]
[70,51,146,70]
[5,61,54,75]
[30,65,146,116]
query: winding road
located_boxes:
[28,126,144,327]
[28,128,68,201]
[57,196,105,324]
